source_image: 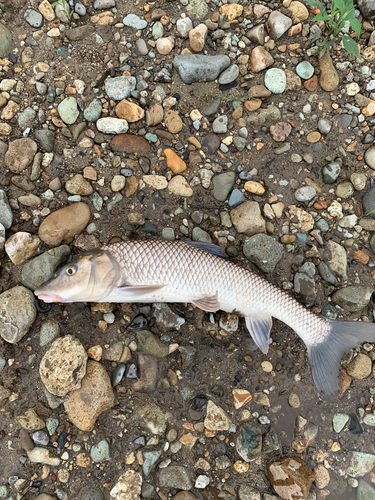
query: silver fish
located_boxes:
[35,239,375,401]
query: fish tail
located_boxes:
[309,320,375,401]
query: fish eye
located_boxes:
[66,265,77,276]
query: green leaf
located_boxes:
[349,17,361,38]
[341,35,360,58]
[307,0,324,8]
[333,0,344,12]
[312,12,329,22]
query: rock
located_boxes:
[0,24,12,57]
[296,61,314,80]
[351,173,367,191]
[27,447,61,466]
[347,452,375,477]
[34,130,55,152]
[318,118,332,135]
[322,161,341,184]
[0,190,13,229]
[237,486,261,500]
[265,68,286,94]
[91,440,110,462]
[66,25,95,41]
[65,174,93,196]
[212,172,236,201]
[164,110,183,134]
[220,3,243,20]
[105,76,137,100]
[134,402,172,435]
[189,24,207,52]
[295,186,316,202]
[110,471,142,500]
[1,100,20,120]
[17,408,45,431]
[64,360,114,431]
[333,413,349,433]
[336,181,354,199]
[202,132,221,154]
[358,0,375,20]
[94,0,115,9]
[269,122,292,142]
[155,36,173,55]
[347,353,372,379]
[243,234,283,273]
[38,203,90,246]
[5,232,40,265]
[40,335,88,396]
[132,352,157,393]
[332,286,373,312]
[185,0,208,21]
[39,0,55,20]
[58,97,79,125]
[236,423,262,462]
[267,11,293,38]
[0,223,5,251]
[363,187,375,219]
[269,457,314,500]
[96,117,128,134]
[231,201,266,236]
[164,149,187,173]
[80,488,105,500]
[111,134,151,155]
[319,54,339,91]
[365,146,375,170]
[173,55,231,84]
[123,13,147,30]
[326,240,347,281]
[159,466,192,491]
[135,38,148,55]
[0,286,37,344]
[153,303,185,328]
[111,175,125,192]
[146,103,163,126]
[250,47,274,73]
[314,465,330,489]
[20,428,34,452]
[168,175,193,197]
[116,100,144,122]
[84,99,103,122]
[289,1,309,20]
[219,64,239,85]
[24,8,43,27]
[136,330,169,357]
[39,320,60,347]
[204,400,232,431]
[5,138,37,173]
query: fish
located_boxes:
[34,239,375,401]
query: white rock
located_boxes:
[111,175,126,192]
[177,17,193,37]
[96,118,129,134]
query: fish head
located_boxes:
[35,250,121,303]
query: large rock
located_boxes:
[158,466,192,491]
[39,335,88,396]
[243,234,283,273]
[64,361,114,431]
[110,471,142,500]
[204,400,232,431]
[134,402,172,435]
[5,138,38,173]
[331,286,373,312]
[0,286,37,343]
[230,201,266,236]
[173,55,231,84]
[358,0,375,20]
[111,134,151,154]
[5,232,41,265]
[0,24,12,57]
[236,423,262,462]
[21,245,71,290]
[346,452,375,477]
[38,203,90,246]
[269,457,314,500]
[319,54,339,92]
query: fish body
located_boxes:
[35,239,375,401]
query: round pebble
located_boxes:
[264,68,286,94]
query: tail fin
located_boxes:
[309,320,375,402]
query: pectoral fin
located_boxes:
[245,312,273,354]
[191,293,220,312]
[117,284,166,297]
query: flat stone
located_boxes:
[346,452,375,477]
[58,97,79,125]
[265,68,286,94]
[91,440,110,462]
[38,202,90,246]
[105,76,136,100]
[185,0,208,21]
[34,130,55,152]
[269,122,292,142]
[5,138,37,174]
[347,353,372,379]
[243,234,283,273]
[110,471,142,500]
[332,286,373,312]
[231,201,266,236]
[319,54,339,92]
[173,54,230,84]
[269,457,314,500]
[123,14,147,30]
[84,99,102,122]
[21,245,70,291]
[66,25,95,41]
[65,174,93,196]
[5,232,40,265]
[17,408,45,431]
[267,11,292,38]
[111,134,151,154]
[136,330,169,358]
[202,132,220,154]
[0,286,37,344]
[250,46,274,73]
[158,466,192,491]
[0,24,12,58]
[27,447,61,466]
[296,61,314,79]
[0,189,13,229]
[96,117,128,134]
[204,400,231,431]
[64,360,114,431]
[134,402,172,435]
[212,172,236,201]
[24,8,43,28]
[212,115,228,134]
[168,175,193,197]
[236,423,262,462]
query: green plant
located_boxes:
[51,0,74,22]
[308,0,361,58]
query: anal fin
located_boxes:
[245,312,273,354]
[192,293,220,312]
[117,284,166,297]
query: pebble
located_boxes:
[58,97,79,125]
[296,61,314,80]
[64,360,114,431]
[105,76,136,100]
[319,54,339,91]
[24,8,43,28]
[236,423,262,462]
[314,465,330,489]
[110,471,142,500]
[269,458,314,500]
[111,134,151,154]
[168,175,193,197]
[164,149,186,173]
[0,286,36,343]
[251,47,274,73]
[91,440,110,462]
[332,286,373,312]
[295,186,316,202]
[84,99,103,122]
[333,413,349,432]
[346,452,375,478]
[38,202,90,245]
[267,11,293,38]
[116,100,144,122]
[0,190,13,229]
[347,353,372,379]
[318,118,332,135]
[365,146,375,169]
[27,447,61,466]
[212,115,228,134]
[0,24,12,58]
[123,14,147,30]
[265,68,287,94]
[135,402,172,435]
[5,138,37,174]
[231,201,266,236]
[173,54,230,84]
[97,117,129,134]
[243,234,283,273]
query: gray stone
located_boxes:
[317,262,338,285]
[218,64,239,85]
[132,352,157,393]
[332,286,374,312]
[93,0,115,9]
[243,234,283,273]
[135,38,148,55]
[84,99,102,122]
[247,24,265,45]
[203,98,221,116]
[347,452,375,477]
[358,0,375,20]
[295,186,316,202]
[74,2,86,16]
[231,201,266,236]
[141,483,155,498]
[90,440,110,462]
[0,24,11,58]
[152,22,163,39]
[296,61,314,80]
[238,485,261,500]
[192,227,211,243]
[318,118,332,135]
[341,114,352,128]
[152,303,185,328]
[212,172,236,201]
[0,140,8,160]
[80,487,105,500]
[267,11,292,38]
[24,9,43,28]
[134,402,172,435]
[18,107,37,129]
[236,423,262,462]
[357,480,375,500]
[294,273,316,305]
[186,0,208,21]
[363,187,375,218]
[66,25,95,41]
[105,76,136,100]
[322,161,341,184]
[333,413,349,433]
[0,189,13,229]
[123,14,147,30]
[158,466,192,491]
[178,345,196,369]
[136,330,169,357]
[143,449,162,476]
[21,245,70,290]
[212,115,228,134]
[39,320,60,347]
[336,181,354,199]
[176,17,193,38]
[365,146,375,169]
[229,189,246,207]
[0,286,37,344]
[58,97,79,125]
[33,130,55,152]
[264,68,286,94]
[96,118,128,134]
[173,54,231,84]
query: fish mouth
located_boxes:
[34,293,63,303]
